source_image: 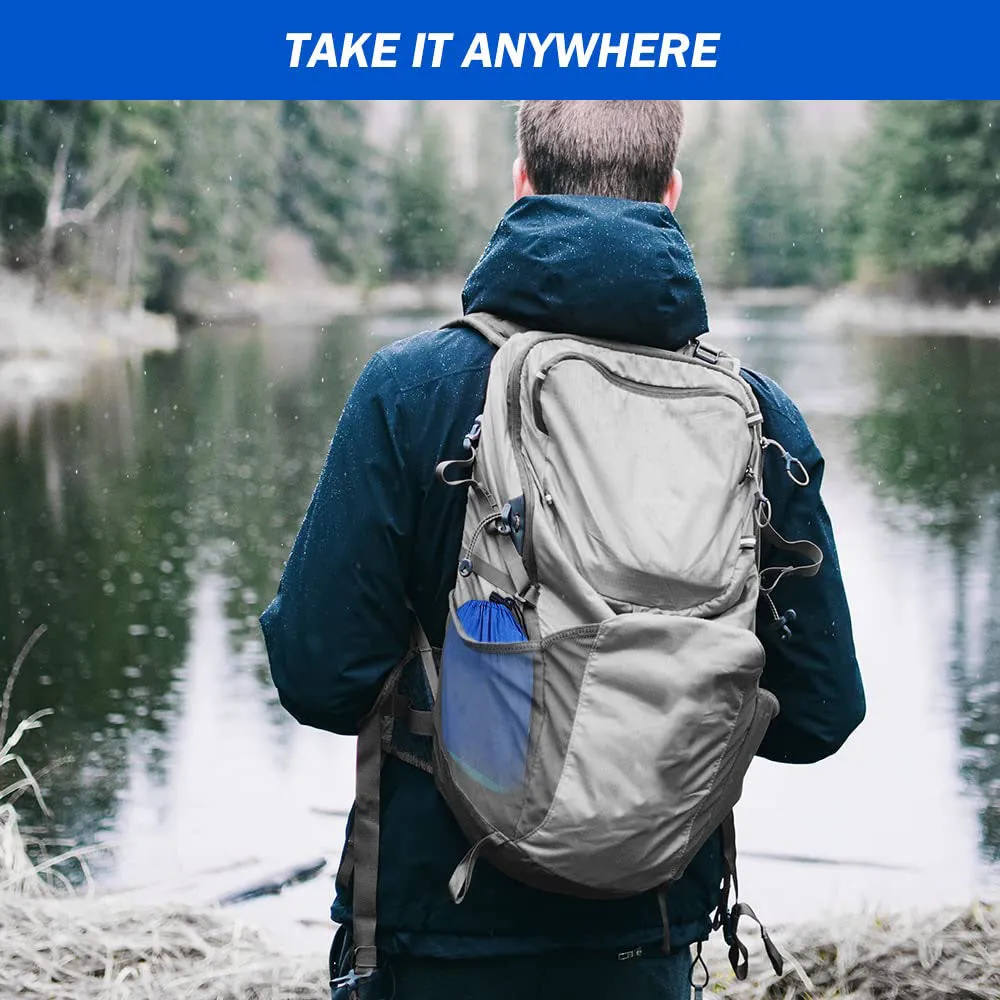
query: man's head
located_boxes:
[514,100,684,211]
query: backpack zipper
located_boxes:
[531,352,752,435]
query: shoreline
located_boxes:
[2,884,995,998]
[180,272,465,328]
[0,269,179,420]
[805,287,1000,337]
[0,269,179,360]
[4,263,1000,420]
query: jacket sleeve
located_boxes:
[259,353,414,735]
[750,378,866,764]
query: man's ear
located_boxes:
[513,157,535,200]
[662,168,683,212]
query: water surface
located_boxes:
[2,309,998,950]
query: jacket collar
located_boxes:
[462,194,708,351]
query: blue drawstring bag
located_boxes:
[441,599,533,793]
[456,598,528,644]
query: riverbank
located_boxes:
[3,808,996,1000]
[716,899,999,998]
[806,287,1000,337]
[181,273,463,328]
[3,708,998,998]
[0,269,178,419]
[180,229,464,327]
[4,879,996,998]
[0,269,178,359]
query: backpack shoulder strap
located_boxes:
[335,614,439,985]
[448,311,528,348]
[684,336,742,375]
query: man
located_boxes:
[261,101,865,1000]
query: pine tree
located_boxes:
[277,101,368,276]
[857,101,1000,303]
[674,101,739,287]
[385,103,462,279]
[730,102,818,288]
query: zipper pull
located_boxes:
[531,370,549,434]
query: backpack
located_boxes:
[332,313,822,997]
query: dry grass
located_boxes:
[1,761,328,1000]
[0,886,326,999]
[1,636,327,999]
[704,901,999,999]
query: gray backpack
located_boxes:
[334,313,822,995]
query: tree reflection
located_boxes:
[0,315,377,858]
[854,335,1000,860]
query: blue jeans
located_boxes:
[378,947,692,1000]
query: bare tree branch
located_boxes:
[59,149,140,228]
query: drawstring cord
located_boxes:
[689,941,710,999]
[762,436,810,486]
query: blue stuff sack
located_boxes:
[440,599,533,793]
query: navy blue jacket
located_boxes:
[260,195,865,957]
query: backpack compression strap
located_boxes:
[447,311,528,347]
[759,523,824,593]
[716,812,785,981]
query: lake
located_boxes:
[2,306,999,953]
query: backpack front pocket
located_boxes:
[519,610,767,894]
[521,349,756,615]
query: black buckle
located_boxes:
[330,968,376,992]
[692,339,722,364]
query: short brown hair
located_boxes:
[517,101,685,204]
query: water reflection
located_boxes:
[853,335,1000,861]
[0,315,390,857]
[2,313,1000,928]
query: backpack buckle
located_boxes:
[497,501,522,536]
[462,415,483,452]
[692,339,722,364]
[330,968,376,991]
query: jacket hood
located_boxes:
[462,195,709,351]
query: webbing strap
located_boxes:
[335,833,354,898]
[411,616,439,700]
[335,635,433,904]
[691,338,740,375]
[449,311,528,348]
[476,552,536,603]
[656,888,672,955]
[729,903,785,980]
[466,554,515,594]
[390,694,434,737]
[345,610,442,976]
[350,701,385,975]
[721,812,739,902]
[718,811,784,981]
[759,523,823,594]
[499,547,532,596]
[447,831,503,903]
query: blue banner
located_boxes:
[2,0,998,97]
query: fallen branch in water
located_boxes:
[217,858,329,907]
